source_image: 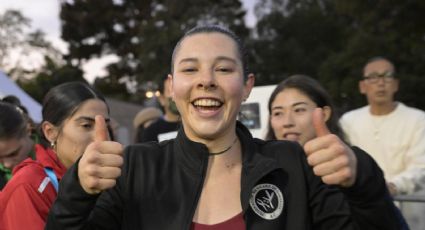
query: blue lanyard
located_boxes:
[44,168,59,192]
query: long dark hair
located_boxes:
[39,82,109,147]
[265,74,345,141]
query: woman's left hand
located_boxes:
[303,108,357,188]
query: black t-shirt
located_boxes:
[139,117,180,142]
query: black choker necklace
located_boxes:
[209,137,238,156]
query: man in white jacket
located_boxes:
[340,57,425,196]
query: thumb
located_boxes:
[312,108,331,137]
[94,115,110,142]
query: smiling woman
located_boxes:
[46,25,406,230]
[265,74,345,145]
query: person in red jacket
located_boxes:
[0,82,112,230]
[0,99,36,189]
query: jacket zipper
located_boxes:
[184,154,209,229]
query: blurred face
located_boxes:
[170,32,254,141]
[359,59,399,106]
[52,99,109,168]
[0,135,33,170]
[270,88,317,146]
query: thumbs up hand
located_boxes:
[78,115,124,194]
[303,108,357,187]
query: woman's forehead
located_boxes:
[69,100,108,120]
[175,32,240,61]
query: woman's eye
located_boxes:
[182,67,197,73]
[82,123,93,129]
[216,67,233,73]
[272,111,283,117]
[294,108,306,113]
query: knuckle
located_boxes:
[322,176,333,185]
[85,166,98,176]
[333,145,345,155]
[86,177,100,189]
[342,168,352,179]
[114,168,122,178]
[104,180,116,190]
[328,134,338,142]
[337,156,349,167]
[307,156,316,166]
[313,166,321,176]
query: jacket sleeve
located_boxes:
[1,183,52,230]
[45,157,125,230]
[340,147,408,230]
[390,116,425,194]
[302,145,407,230]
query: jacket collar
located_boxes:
[34,144,67,180]
[173,121,280,179]
[173,126,210,175]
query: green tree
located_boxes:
[320,0,425,111]
[18,56,87,102]
[252,0,425,111]
[0,9,63,80]
[59,0,249,102]
[252,0,347,86]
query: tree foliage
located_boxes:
[18,57,87,102]
[59,0,248,102]
[53,0,425,109]
[253,0,425,111]
[0,9,62,80]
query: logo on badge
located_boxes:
[249,183,284,220]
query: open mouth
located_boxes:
[192,98,223,110]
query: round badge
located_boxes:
[249,183,284,220]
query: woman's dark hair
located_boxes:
[171,25,249,80]
[265,74,345,141]
[0,102,27,140]
[39,81,109,147]
[2,95,36,133]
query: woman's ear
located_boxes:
[322,106,332,122]
[41,121,59,143]
[243,73,255,101]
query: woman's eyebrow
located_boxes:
[292,102,308,107]
[75,117,111,123]
[215,56,237,64]
[271,101,308,111]
[178,58,198,65]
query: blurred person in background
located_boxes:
[340,57,425,229]
[133,106,162,143]
[1,95,38,136]
[0,101,35,189]
[340,57,425,196]
[139,78,180,142]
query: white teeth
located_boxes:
[193,99,221,106]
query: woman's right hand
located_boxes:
[78,115,124,194]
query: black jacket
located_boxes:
[46,123,404,229]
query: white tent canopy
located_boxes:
[0,71,42,123]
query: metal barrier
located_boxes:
[394,195,425,203]
[393,195,425,230]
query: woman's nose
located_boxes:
[282,112,295,128]
[197,70,217,90]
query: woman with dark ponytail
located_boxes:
[0,82,111,230]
